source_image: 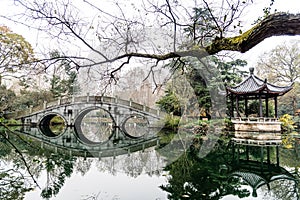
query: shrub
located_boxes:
[163,114,180,130]
[279,114,295,132]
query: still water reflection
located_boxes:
[0,125,299,200]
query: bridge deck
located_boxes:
[5,95,164,120]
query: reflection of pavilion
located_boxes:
[229,140,298,198]
[226,67,293,132]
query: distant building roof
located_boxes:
[226,67,293,97]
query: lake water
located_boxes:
[0,126,299,200]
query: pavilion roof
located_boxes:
[226,67,293,96]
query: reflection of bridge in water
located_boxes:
[17,126,161,158]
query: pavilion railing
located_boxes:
[231,117,280,123]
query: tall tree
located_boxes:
[257,41,300,83]
[47,50,80,97]
[257,41,300,115]
[0,85,16,113]
[0,26,34,84]
[157,56,247,117]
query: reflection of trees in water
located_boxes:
[159,137,300,200]
[0,127,76,199]
[0,156,35,199]
[0,129,40,199]
[40,154,75,198]
[3,125,300,200]
[0,126,166,199]
[160,143,251,200]
[95,148,165,177]
[74,157,93,176]
[261,179,299,200]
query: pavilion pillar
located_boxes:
[260,146,264,170]
[266,96,269,117]
[267,146,270,165]
[236,96,240,117]
[274,97,278,118]
[245,97,248,117]
[230,94,234,118]
[276,146,280,167]
[246,146,249,161]
[259,94,263,117]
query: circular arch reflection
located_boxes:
[122,114,149,138]
[74,107,116,144]
[39,113,67,137]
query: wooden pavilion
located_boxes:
[226,67,293,132]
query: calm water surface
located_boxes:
[0,126,299,200]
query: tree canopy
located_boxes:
[1,0,300,88]
[257,41,300,83]
[0,26,34,84]
[257,41,300,115]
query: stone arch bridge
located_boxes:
[5,95,165,135]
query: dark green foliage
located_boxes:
[0,170,33,200]
[156,88,182,116]
[162,115,181,130]
[13,90,54,110]
[0,85,16,113]
[156,56,247,118]
[41,154,74,199]
[186,67,211,117]
[48,50,80,98]
[184,7,219,45]
[160,140,250,199]
[247,100,275,117]
[210,56,248,86]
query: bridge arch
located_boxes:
[74,106,116,144]
[121,114,150,138]
[38,112,67,138]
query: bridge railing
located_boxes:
[75,96,87,103]
[6,95,165,119]
[32,104,44,113]
[60,97,72,104]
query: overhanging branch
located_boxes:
[91,13,300,64]
[7,12,300,72]
[206,13,300,54]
